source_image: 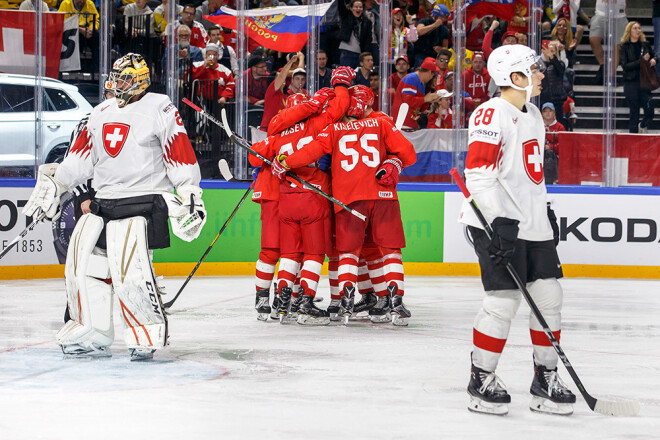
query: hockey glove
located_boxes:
[251,166,262,180]
[487,217,519,266]
[376,157,403,186]
[270,154,290,180]
[317,154,332,172]
[331,66,356,88]
[167,185,207,242]
[547,203,560,246]
[22,163,67,221]
[308,87,335,112]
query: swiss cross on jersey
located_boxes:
[523,139,544,184]
[102,123,130,157]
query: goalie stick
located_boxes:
[181,99,366,222]
[449,168,640,417]
[164,166,254,309]
[0,211,46,261]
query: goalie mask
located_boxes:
[109,53,151,108]
[347,85,374,119]
[487,45,544,102]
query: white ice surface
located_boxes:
[0,276,658,440]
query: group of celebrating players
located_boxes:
[249,65,417,327]
[21,43,582,417]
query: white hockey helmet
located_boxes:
[487,44,543,101]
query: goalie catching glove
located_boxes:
[163,185,207,242]
[22,163,68,221]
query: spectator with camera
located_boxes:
[620,21,657,133]
[540,40,568,127]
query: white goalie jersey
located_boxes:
[54,93,201,199]
[459,97,553,242]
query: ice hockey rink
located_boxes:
[0,275,657,440]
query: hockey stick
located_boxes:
[0,210,47,261]
[449,168,640,417]
[164,175,255,309]
[219,158,325,304]
[218,159,251,183]
[181,99,366,222]
[395,103,409,130]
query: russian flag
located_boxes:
[464,0,517,25]
[205,3,333,53]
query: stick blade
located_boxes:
[218,159,234,181]
[395,103,409,130]
[220,108,233,139]
[593,399,640,417]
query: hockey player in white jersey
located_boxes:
[459,45,576,415]
[23,53,206,361]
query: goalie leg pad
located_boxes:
[106,217,168,351]
[58,214,114,355]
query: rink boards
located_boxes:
[0,180,659,279]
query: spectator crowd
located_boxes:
[3,0,658,179]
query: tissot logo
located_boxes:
[560,217,659,243]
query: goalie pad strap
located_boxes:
[106,216,168,350]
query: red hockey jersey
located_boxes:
[285,116,417,212]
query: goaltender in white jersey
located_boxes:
[459,45,576,416]
[23,53,206,361]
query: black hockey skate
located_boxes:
[255,289,271,321]
[529,363,576,415]
[352,290,377,319]
[296,293,330,326]
[277,287,292,323]
[389,286,411,326]
[340,285,356,324]
[327,298,342,322]
[467,362,511,415]
[270,292,280,320]
[369,291,392,323]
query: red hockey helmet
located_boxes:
[347,85,374,119]
[286,92,309,108]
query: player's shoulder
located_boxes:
[141,92,177,114]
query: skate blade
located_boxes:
[297,315,330,326]
[329,313,341,322]
[350,310,370,320]
[62,352,112,360]
[369,313,391,324]
[468,395,509,416]
[391,314,409,326]
[529,396,574,416]
[342,314,351,325]
[313,296,324,303]
[257,313,269,321]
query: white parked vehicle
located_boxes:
[0,74,93,167]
